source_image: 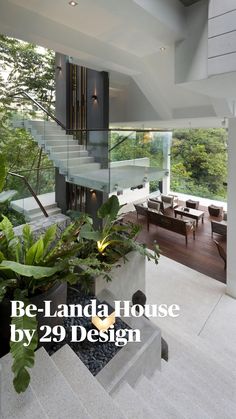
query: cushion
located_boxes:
[147,200,161,212]
[161,195,173,204]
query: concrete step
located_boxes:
[26,207,61,222]
[161,359,232,419]
[151,366,213,419]
[59,156,95,166]
[45,139,79,147]
[113,382,157,419]
[162,324,236,375]
[162,328,236,395]
[170,351,236,416]
[0,353,47,419]
[51,150,89,159]
[69,162,101,173]
[30,347,92,419]
[52,345,126,419]
[135,375,183,419]
[47,144,85,153]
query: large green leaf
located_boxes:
[22,224,33,253]
[97,195,122,221]
[0,260,60,278]
[25,237,44,265]
[10,290,38,393]
[0,215,15,244]
[42,224,57,255]
[0,154,6,193]
[0,215,22,261]
[79,224,101,242]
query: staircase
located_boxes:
[11,192,61,222]
[13,119,166,194]
[15,120,105,191]
[1,323,236,419]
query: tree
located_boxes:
[0,35,55,110]
[0,35,55,201]
[170,128,227,200]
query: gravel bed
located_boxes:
[47,285,130,376]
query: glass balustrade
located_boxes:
[7,93,172,199]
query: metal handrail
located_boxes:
[10,91,169,133]
[8,172,48,218]
[10,90,66,130]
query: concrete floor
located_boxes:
[146,255,235,354]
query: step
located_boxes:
[52,345,126,419]
[162,327,236,392]
[113,382,157,419]
[169,351,236,416]
[151,366,214,419]
[51,150,89,159]
[30,347,91,419]
[161,359,233,419]
[161,323,236,376]
[45,139,79,147]
[36,134,73,142]
[21,202,58,216]
[46,144,85,153]
[135,375,183,419]
[26,207,61,222]
[69,163,101,173]
[58,157,95,166]
[0,353,46,419]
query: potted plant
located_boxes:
[76,195,160,299]
[0,213,90,393]
[0,195,159,394]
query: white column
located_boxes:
[162,134,171,195]
[227,118,236,298]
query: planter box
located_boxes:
[0,282,67,357]
[92,250,146,302]
[96,289,161,394]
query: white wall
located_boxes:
[109,76,159,124]
[226,118,236,298]
[208,0,236,76]
[175,0,208,83]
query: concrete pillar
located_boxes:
[227,118,236,298]
[162,133,171,195]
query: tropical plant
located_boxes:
[79,195,160,267]
[0,196,160,394]
[0,214,91,393]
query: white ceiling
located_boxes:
[0,0,235,127]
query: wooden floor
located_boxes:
[124,202,226,284]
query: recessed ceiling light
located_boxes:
[160,47,166,52]
[69,1,78,6]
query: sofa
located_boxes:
[147,210,195,245]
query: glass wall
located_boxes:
[170,128,227,202]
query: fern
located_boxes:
[10,290,38,393]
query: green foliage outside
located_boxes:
[170,129,227,201]
[110,131,170,192]
[0,35,56,224]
